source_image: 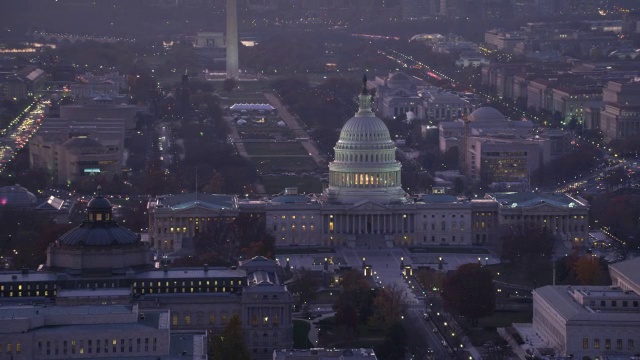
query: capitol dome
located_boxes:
[326,76,406,204]
[467,107,506,123]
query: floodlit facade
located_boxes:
[148,88,588,251]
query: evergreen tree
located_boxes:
[209,314,250,360]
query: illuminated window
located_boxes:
[594,338,600,349]
[185,315,191,325]
[209,314,215,324]
[172,315,178,326]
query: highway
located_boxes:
[0,98,47,173]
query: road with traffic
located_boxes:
[0,97,48,173]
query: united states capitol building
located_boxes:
[148,84,589,254]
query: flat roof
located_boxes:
[609,257,640,289]
[0,304,133,320]
[535,285,640,323]
[151,193,237,211]
[134,268,246,280]
[487,192,587,209]
[273,348,377,359]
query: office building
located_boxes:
[520,257,640,359]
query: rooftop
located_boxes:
[150,193,237,211]
[487,192,587,209]
[609,257,640,291]
[418,194,459,204]
[273,348,377,359]
[0,304,133,320]
[133,268,246,280]
[535,285,640,323]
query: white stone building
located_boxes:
[0,304,177,359]
[373,72,422,120]
[148,88,589,251]
[439,107,571,187]
[528,257,640,359]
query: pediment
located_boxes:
[172,205,225,215]
[525,202,567,213]
[348,200,390,212]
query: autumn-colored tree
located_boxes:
[442,263,495,324]
[340,269,370,291]
[414,268,446,293]
[333,270,376,332]
[369,283,407,329]
[574,255,607,285]
[202,171,225,193]
[209,314,250,360]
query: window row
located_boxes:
[36,338,157,357]
[583,338,634,350]
[0,343,21,354]
[274,223,316,232]
[172,312,236,326]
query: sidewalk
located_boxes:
[307,312,335,347]
[264,92,325,167]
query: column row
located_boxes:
[324,213,415,234]
[330,171,399,188]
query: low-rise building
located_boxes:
[60,97,138,130]
[597,80,640,141]
[373,72,421,120]
[0,304,176,359]
[273,348,377,359]
[70,73,127,104]
[524,257,640,359]
[0,66,46,100]
[439,107,570,188]
[30,117,125,185]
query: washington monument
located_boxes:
[226,0,239,80]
